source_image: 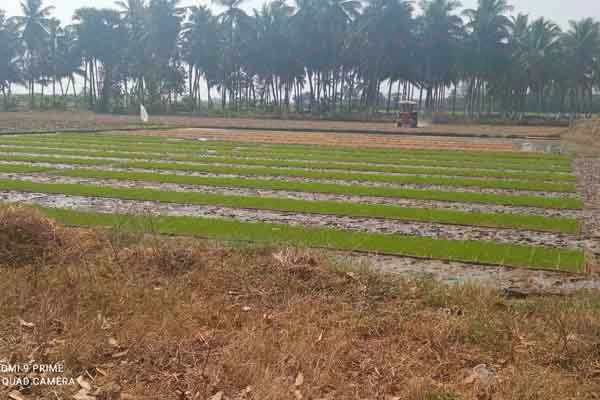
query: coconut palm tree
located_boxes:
[13,0,54,106]
[562,18,600,113]
[518,18,561,111]
[357,0,415,110]
[463,0,512,117]
[144,0,185,110]
[212,0,250,109]
[417,0,464,112]
[183,5,218,109]
[0,10,24,108]
[115,0,147,107]
[74,7,127,111]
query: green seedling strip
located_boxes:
[56,168,583,210]
[38,207,585,273]
[0,145,577,182]
[0,178,580,233]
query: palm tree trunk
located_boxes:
[386,80,393,113]
[188,64,193,110]
[1,86,6,110]
[307,70,314,112]
[52,77,56,107]
[207,81,212,110]
[452,84,457,116]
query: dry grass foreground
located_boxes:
[0,110,566,138]
[1,206,599,400]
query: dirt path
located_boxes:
[0,110,567,138]
[573,157,600,272]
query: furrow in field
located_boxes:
[42,132,572,162]
[0,135,568,166]
[0,144,577,182]
[0,152,579,194]
[0,175,580,234]
[0,142,577,176]
[1,135,572,171]
[573,157,600,257]
[0,190,584,251]
[0,160,582,209]
[6,132,563,160]
[5,170,580,218]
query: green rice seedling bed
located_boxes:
[0,178,581,233]
[40,207,585,272]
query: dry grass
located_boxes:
[562,118,600,154]
[0,206,97,268]
[1,206,599,400]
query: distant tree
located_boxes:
[13,0,54,106]
[562,18,600,113]
[463,0,513,117]
[115,0,148,107]
[2,0,600,116]
[74,7,127,112]
[0,10,24,108]
[417,0,464,112]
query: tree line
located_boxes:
[1,0,600,117]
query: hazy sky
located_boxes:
[3,0,600,29]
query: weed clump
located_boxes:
[0,205,61,266]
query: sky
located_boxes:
[3,0,600,29]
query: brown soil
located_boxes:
[0,110,566,137]
[1,206,600,400]
[562,118,600,154]
[146,128,521,151]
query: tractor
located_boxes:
[394,101,418,128]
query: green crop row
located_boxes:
[0,145,577,182]
[36,132,571,163]
[55,168,583,210]
[0,153,577,192]
[2,133,571,167]
[0,177,581,233]
[39,206,585,272]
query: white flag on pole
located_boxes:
[140,104,149,123]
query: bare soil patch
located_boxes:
[0,110,566,138]
[1,206,599,400]
[562,118,600,154]
[147,128,521,152]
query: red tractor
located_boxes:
[395,101,419,128]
